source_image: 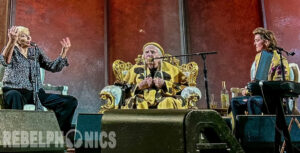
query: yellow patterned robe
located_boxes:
[254,50,290,81]
[123,61,187,109]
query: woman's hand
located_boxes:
[2,26,19,64]
[60,37,71,58]
[8,26,19,43]
[138,77,153,90]
[241,88,248,96]
[153,78,164,89]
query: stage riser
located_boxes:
[0,110,64,153]
[236,115,300,152]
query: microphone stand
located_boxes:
[277,47,295,114]
[274,47,295,153]
[32,44,40,111]
[154,51,217,109]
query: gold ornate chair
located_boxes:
[99,54,201,113]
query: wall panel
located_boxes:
[108,0,182,84]
[0,0,10,49]
[264,0,300,109]
[187,0,263,107]
[264,0,300,65]
[15,0,105,122]
[10,0,269,111]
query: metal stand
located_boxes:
[154,51,217,109]
[32,43,40,111]
[200,54,210,109]
[274,48,295,153]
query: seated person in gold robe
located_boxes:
[123,42,187,109]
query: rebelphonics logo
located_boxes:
[2,130,117,149]
[65,129,117,149]
[1,130,64,148]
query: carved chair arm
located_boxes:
[181,86,201,109]
[99,85,123,113]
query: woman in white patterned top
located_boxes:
[0,26,77,135]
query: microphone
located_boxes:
[28,42,39,60]
[147,58,154,62]
[30,42,37,47]
[274,46,296,56]
[144,57,154,63]
[259,80,264,87]
[288,51,296,56]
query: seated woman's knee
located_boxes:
[64,96,78,108]
[247,96,263,114]
[5,90,22,98]
[3,90,24,109]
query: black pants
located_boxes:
[3,87,78,134]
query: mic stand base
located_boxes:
[273,49,293,153]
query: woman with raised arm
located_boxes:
[0,26,78,134]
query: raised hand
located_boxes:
[2,26,20,64]
[153,78,165,89]
[138,77,153,90]
[60,37,71,58]
[8,26,19,43]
